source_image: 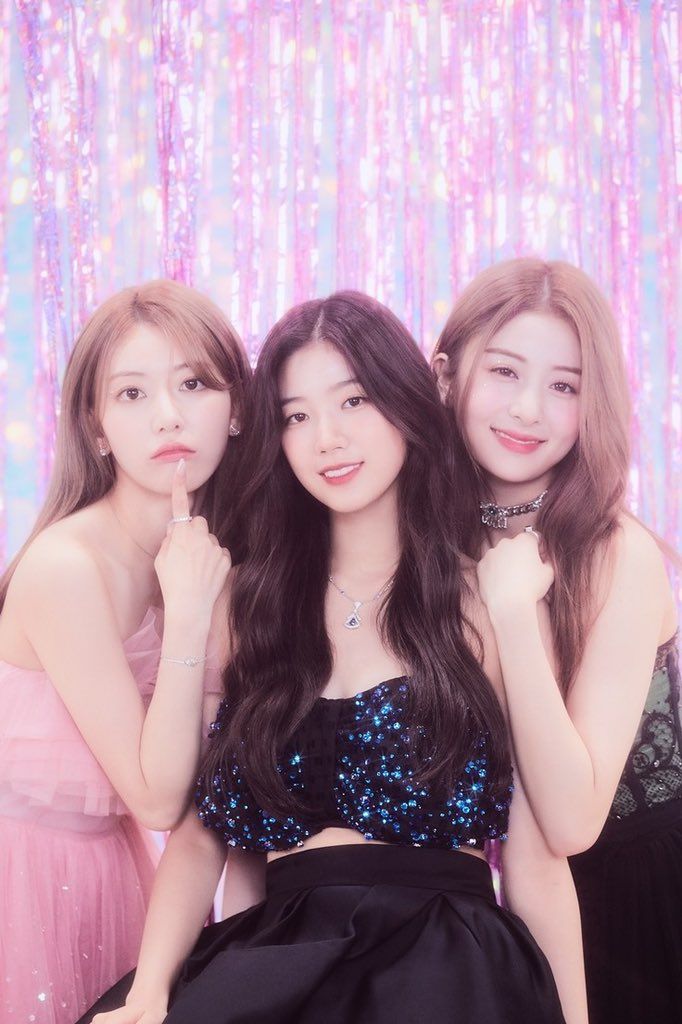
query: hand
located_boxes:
[154,459,231,623]
[477,531,554,621]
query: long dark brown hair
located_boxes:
[0,279,252,608]
[204,290,509,816]
[434,258,632,693]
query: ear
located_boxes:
[432,353,453,404]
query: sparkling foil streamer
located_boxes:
[0,0,10,564]
[600,1,645,515]
[152,0,204,284]
[653,1,681,552]
[65,0,99,336]
[4,0,681,571]
[15,0,70,491]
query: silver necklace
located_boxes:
[107,498,156,558]
[328,575,390,630]
[479,489,548,530]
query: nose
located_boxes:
[314,412,346,454]
[151,389,183,433]
[508,384,542,426]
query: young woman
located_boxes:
[86,291,587,1024]
[0,279,251,1023]
[433,257,680,1024]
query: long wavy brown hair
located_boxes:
[434,258,632,694]
[0,279,252,608]
[203,290,510,816]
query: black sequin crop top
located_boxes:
[196,677,513,853]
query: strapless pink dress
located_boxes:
[0,608,219,1024]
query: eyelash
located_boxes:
[283,394,368,427]
[284,411,308,426]
[489,367,577,395]
[116,378,206,401]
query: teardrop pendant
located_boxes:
[344,603,362,630]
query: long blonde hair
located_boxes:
[0,279,252,608]
[435,258,631,692]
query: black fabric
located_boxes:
[609,635,682,820]
[570,798,682,1024]
[81,844,566,1024]
[197,678,513,853]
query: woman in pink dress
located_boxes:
[0,279,251,1023]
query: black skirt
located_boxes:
[161,843,563,1023]
[79,843,565,1023]
[569,799,682,1024]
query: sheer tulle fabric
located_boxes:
[0,608,222,1024]
[1,813,157,1021]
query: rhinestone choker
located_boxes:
[479,490,548,530]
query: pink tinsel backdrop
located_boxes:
[1,1,680,568]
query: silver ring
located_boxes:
[169,514,192,524]
[524,526,541,540]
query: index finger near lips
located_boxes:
[171,459,191,523]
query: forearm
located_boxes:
[138,610,213,823]
[221,848,267,919]
[490,605,602,850]
[127,823,226,1007]
[503,849,588,1024]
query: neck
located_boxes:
[485,473,551,509]
[330,488,400,589]
[480,475,549,545]
[107,475,185,559]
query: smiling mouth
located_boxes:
[321,462,362,480]
[492,429,545,447]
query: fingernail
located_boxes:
[178,457,185,471]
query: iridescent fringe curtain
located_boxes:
[1,1,680,568]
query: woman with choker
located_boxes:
[84,291,587,1023]
[433,257,680,1024]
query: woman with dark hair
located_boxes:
[433,258,680,1024]
[88,291,586,1024]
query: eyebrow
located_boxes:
[485,347,581,376]
[108,362,192,382]
[280,377,361,406]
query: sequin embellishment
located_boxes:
[196,679,513,852]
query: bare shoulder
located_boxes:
[10,516,108,608]
[605,514,671,599]
[589,513,676,640]
[614,513,667,564]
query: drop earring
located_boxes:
[97,438,111,457]
[229,424,241,437]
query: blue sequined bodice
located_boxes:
[196,678,513,853]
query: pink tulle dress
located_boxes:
[0,607,217,1023]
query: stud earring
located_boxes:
[229,424,241,437]
[97,438,111,457]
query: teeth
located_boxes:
[324,464,359,479]
[496,430,539,445]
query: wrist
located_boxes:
[487,599,539,635]
[163,605,212,636]
[127,981,170,1009]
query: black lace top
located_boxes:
[196,677,513,853]
[609,634,681,821]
